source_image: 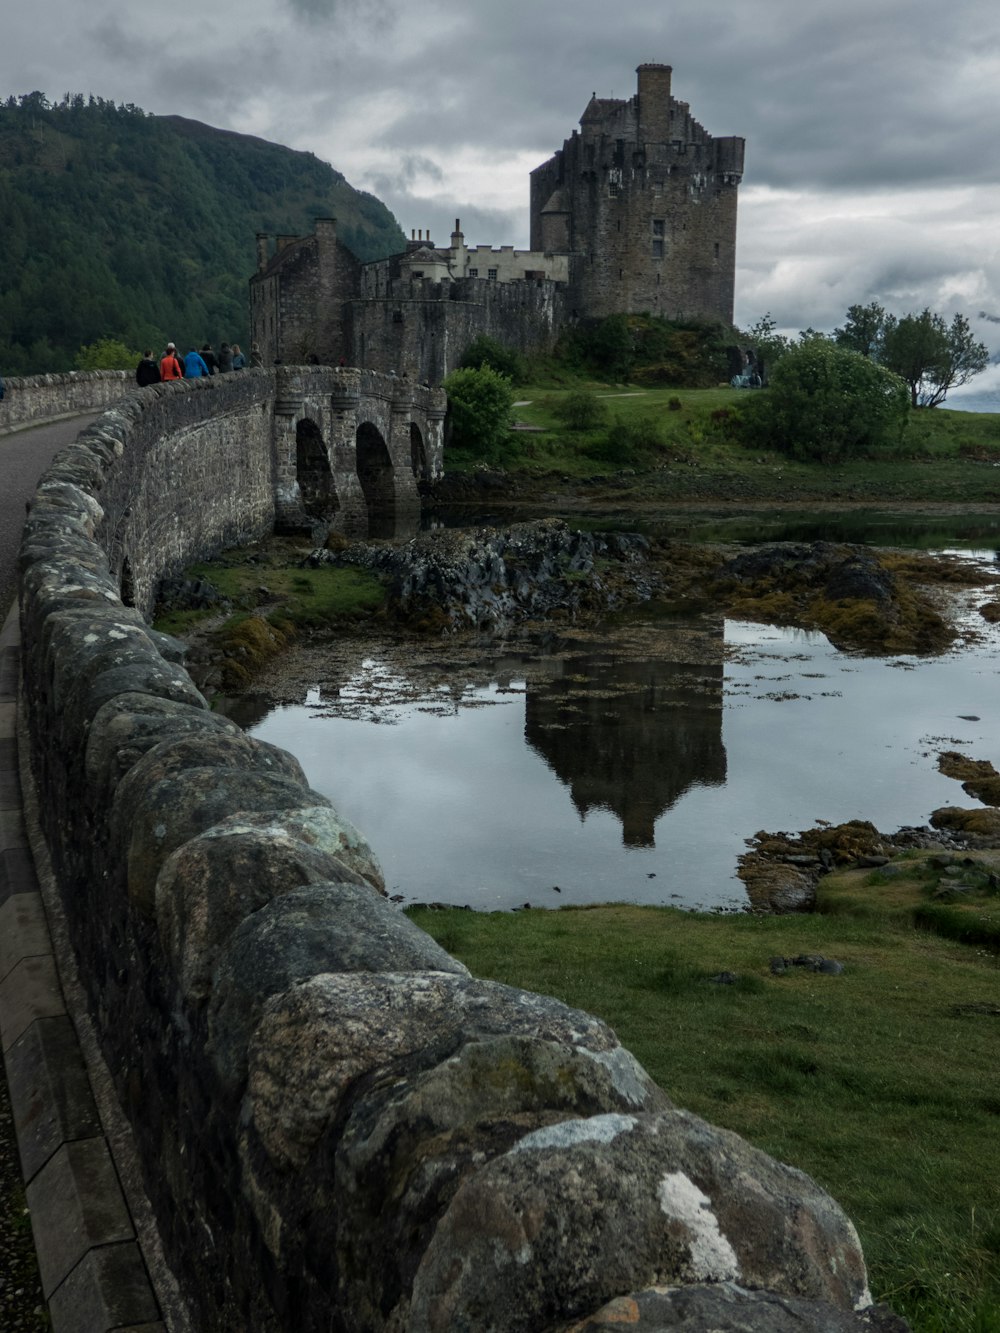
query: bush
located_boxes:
[740,340,910,463]
[443,365,515,462]
[458,335,527,385]
[552,391,608,431]
[588,414,666,468]
[74,337,139,370]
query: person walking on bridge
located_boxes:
[159,343,183,381]
[135,350,160,387]
[183,346,211,378]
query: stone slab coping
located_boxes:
[0,602,177,1332]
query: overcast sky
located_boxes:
[5,0,1000,387]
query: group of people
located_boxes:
[136,341,264,387]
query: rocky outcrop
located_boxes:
[17,388,908,1330]
[312,517,659,632]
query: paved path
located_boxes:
[0,415,97,1329]
[0,416,100,620]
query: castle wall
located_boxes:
[349,277,567,382]
[14,378,881,1332]
[250,224,360,369]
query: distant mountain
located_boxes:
[0,92,405,374]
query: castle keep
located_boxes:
[250,64,744,382]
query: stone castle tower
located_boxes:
[250,63,744,378]
[531,63,744,324]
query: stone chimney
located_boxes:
[637,62,673,144]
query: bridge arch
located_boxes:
[356,420,395,536]
[410,421,428,479]
[295,417,338,518]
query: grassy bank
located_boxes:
[444,384,1000,508]
[153,543,387,687]
[409,862,1000,1332]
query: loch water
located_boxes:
[228,514,1000,913]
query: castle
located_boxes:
[249,64,744,382]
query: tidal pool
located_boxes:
[232,553,1000,912]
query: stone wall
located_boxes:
[0,369,131,433]
[17,381,903,1331]
[349,276,567,383]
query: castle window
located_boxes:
[651,218,665,259]
[488,268,498,281]
[608,168,622,198]
[412,271,424,279]
[714,242,720,259]
[468,267,478,277]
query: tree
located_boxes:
[833,302,887,359]
[442,365,514,462]
[880,309,989,408]
[740,339,909,463]
[74,337,138,370]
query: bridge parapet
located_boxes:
[12,370,883,1331]
[0,369,131,433]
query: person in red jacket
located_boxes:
[159,343,183,381]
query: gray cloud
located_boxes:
[4,0,1000,340]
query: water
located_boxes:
[239,545,1000,912]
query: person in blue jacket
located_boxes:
[183,347,211,378]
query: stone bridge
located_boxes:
[0,366,444,618]
[270,366,445,538]
[3,370,900,1332]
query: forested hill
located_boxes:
[0,92,406,374]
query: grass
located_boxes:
[446,384,1000,507]
[152,543,389,687]
[408,863,1000,1331]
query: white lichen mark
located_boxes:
[657,1171,740,1281]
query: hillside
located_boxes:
[0,92,406,374]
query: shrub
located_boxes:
[588,414,666,468]
[458,335,527,385]
[740,340,910,463]
[552,391,608,431]
[443,365,515,462]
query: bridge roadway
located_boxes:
[0,414,112,1330]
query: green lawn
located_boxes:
[445,384,1000,507]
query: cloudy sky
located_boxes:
[5,0,1000,385]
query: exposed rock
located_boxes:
[84,692,244,808]
[208,883,468,1090]
[120,766,331,914]
[930,806,1000,839]
[245,972,629,1169]
[406,1108,872,1331]
[329,1037,671,1326]
[155,831,376,1004]
[311,518,657,633]
[565,1282,910,1331]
